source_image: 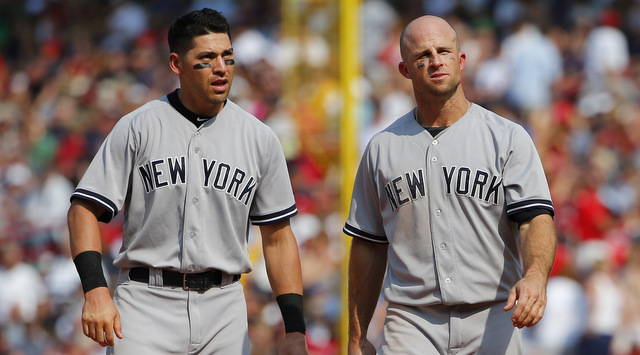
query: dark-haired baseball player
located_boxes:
[68,8,308,354]
[344,15,557,355]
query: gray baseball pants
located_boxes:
[107,268,249,354]
[379,301,522,355]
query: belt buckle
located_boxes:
[182,273,203,291]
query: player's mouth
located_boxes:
[430,72,448,81]
[211,79,228,92]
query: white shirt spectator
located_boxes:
[583,10,630,88]
[0,244,47,324]
[500,22,563,111]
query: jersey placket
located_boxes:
[181,128,205,273]
[426,136,461,304]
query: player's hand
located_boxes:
[348,339,377,355]
[504,273,547,328]
[81,287,123,347]
[279,332,308,355]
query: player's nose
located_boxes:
[211,57,230,73]
[430,53,444,67]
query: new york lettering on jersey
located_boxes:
[137,156,257,205]
[384,166,502,212]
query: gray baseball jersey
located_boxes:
[71,91,297,275]
[344,103,554,306]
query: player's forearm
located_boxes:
[261,220,307,336]
[348,238,387,341]
[68,199,112,295]
[68,200,105,256]
[260,221,304,295]
[519,214,557,282]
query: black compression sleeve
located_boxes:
[276,293,306,334]
[73,250,108,293]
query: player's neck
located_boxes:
[415,94,471,127]
[177,89,225,117]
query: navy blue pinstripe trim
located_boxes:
[506,199,554,216]
[343,223,388,244]
[70,189,118,223]
[251,204,298,225]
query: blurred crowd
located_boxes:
[0,0,639,354]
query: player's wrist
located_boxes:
[276,293,306,334]
[73,250,109,293]
[523,266,549,283]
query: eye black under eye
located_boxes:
[193,63,211,69]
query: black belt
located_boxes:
[129,267,240,290]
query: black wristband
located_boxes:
[275,293,306,334]
[73,250,108,293]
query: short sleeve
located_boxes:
[503,126,554,222]
[71,117,136,222]
[343,144,388,243]
[249,131,297,225]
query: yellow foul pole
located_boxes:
[339,0,360,353]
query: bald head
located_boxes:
[399,16,460,61]
[397,14,467,109]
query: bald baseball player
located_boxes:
[344,15,557,355]
[67,8,308,355]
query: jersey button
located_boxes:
[431,157,438,163]
[435,209,442,216]
[192,198,198,205]
[440,243,446,250]
[189,232,196,239]
[445,277,451,283]
[194,147,200,153]
[432,140,438,145]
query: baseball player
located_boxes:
[344,16,557,355]
[67,8,308,355]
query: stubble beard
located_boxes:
[426,75,460,98]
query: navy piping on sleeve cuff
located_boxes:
[343,223,388,244]
[509,208,554,226]
[507,199,554,226]
[70,189,118,223]
[251,204,298,225]
[507,199,554,217]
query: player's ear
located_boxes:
[459,52,466,70]
[398,61,411,79]
[169,53,182,75]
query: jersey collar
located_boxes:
[167,89,225,128]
